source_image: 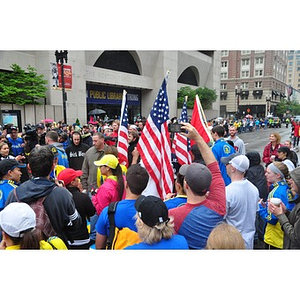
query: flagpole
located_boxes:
[196,94,208,127]
[165,70,170,84]
[118,89,127,136]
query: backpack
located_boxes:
[106,201,141,250]
[13,188,57,239]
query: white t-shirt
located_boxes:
[224,179,260,249]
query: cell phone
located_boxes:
[168,123,185,133]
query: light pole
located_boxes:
[55,50,68,123]
[235,84,242,119]
[266,95,271,117]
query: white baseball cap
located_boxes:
[0,203,36,238]
[229,155,250,173]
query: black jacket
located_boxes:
[5,177,82,246]
[245,151,269,201]
[65,141,90,170]
[66,186,96,242]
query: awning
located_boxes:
[241,90,249,96]
[253,90,263,96]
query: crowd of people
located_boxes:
[0,114,300,251]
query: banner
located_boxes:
[51,62,72,90]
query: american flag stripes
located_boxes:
[117,90,129,167]
[137,76,174,198]
[173,99,192,165]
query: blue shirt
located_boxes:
[165,195,187,210]
[0,180,18,210]
[8,137,24,156]
[95,199,138,236]
[124,234,189,250]
[211,139,235,186]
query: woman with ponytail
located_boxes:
[92,154,125,216]
[259,161,295,249]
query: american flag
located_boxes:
[117,90,129,167]
[173,98,192,165]
[137,77,174,198]
[190,94,212,145]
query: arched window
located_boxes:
[178,67,198,86]
[94,51,140,75]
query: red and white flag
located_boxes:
[117,90,129,167]
[137,76,174,198]
[190,94,212,145]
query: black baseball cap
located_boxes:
[134,195,169,227]
[0,159,26,176]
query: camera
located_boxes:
[168,123,185,133]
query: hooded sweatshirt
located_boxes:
[5,177,82,246]
[245,151,268,201]
[65,134,90,170]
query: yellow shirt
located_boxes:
[4,237,68,250]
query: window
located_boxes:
[241,58,250,66]
[241,82,249,89]
[241,50,251,55]
[255,69,263,77]
[221,61,228,68]
[255,50,265,53]
[254,95,262,100]
[221,51,228,57]
[255,57,264,65]
[221,83,227,90]
[241,70,249,78]
[255,81,262,88]
[221,72,227,79]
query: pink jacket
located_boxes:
[92,176,126,215]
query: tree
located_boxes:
[276,99,300,116]
[177,86,217,109]
[0,64,47,105]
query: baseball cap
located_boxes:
[57,168,83,186]
[221,153,239,165]
[94,154,119,169]
[185,163,212,195]
[0,159,26,176]
[229,155,250,172]
[277,146,291,155]
[0,202,36,238]
[178,164,189,176]
[134,195,169,227]
[36,123,45,129]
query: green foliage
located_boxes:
[0,64,47,105]
[276,99,300,116]
[177,86,217,109]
